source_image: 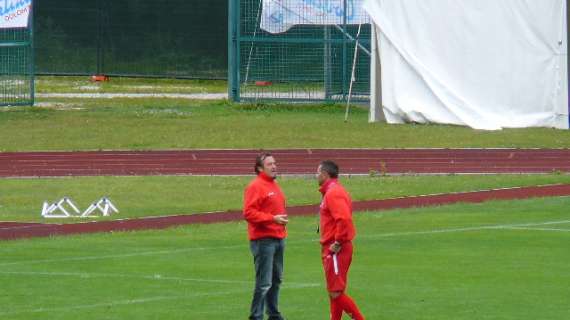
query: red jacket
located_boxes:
[243,172,287,240]
[319,179,356,245]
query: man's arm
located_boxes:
[243,185,283,224]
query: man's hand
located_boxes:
[329,241,341,253]
[273,214,289,225]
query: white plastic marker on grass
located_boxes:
[82,197,119,217]
[41,197,80,218]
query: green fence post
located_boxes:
[30,0,35,106]
[341,0,348,102]
[324,26,332,101]
[228,0,240,102]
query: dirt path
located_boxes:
[36,93,228,99]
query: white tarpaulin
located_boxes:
[261,0,368,33]
[365,0,569,130]
[0,0,32,29]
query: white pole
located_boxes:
[369,24,379,122]
[344,23,363,122]
[244,0,263,84]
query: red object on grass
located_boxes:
[91,75,109,82]
[255,80,272,86]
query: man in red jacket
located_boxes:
[244,153,288,320]
[317,160,365,320]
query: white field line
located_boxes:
[0,270,320,288]
[359,220,570,240]
[501,227,570,232]
[2,220,569,268]
[0,280,316,317]
[0,244,245,267]
[0,292,232,317]
[0,282,315,316]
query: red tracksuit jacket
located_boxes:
[319,179,356,245]
[243,172,287,240]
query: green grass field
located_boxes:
[1,197,568,319]
[2,96,570,151]
[2,174,570,222]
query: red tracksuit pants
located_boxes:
[321,241,353,292]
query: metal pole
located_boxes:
[341,0,348,101]
[369,23,383,123]
[29,0,35,106]
[228,0,241,102]
[567,0,569,128]
[324,26,332,100]
[344,23,362,122]
[244,0,262,84]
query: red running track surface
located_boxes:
[1,149,570,176]
[1,184,569,240]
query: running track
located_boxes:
[2,149,569,240]
[1,149,570,177]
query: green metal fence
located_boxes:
[229,0,371,103]
[0,5,34,106]
[35,0,227,79]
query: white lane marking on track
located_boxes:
[0,270,320,288]
[2,220,569,268]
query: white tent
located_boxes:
[365,0,569,130]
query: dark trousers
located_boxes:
[249,238,285,320]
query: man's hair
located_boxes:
[255,152,273,174]
[319,160,339,178]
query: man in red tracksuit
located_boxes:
[317,160,365,320]
[244,153,288,320]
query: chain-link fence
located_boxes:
[0,6,34,106]
[35,0,227,79]
[33,0,373,104]
[229,0,371,103]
